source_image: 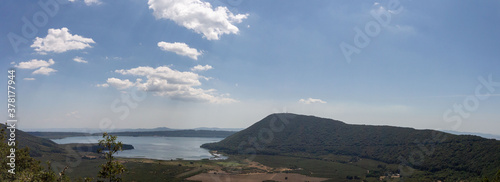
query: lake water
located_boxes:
[52,136,225,160]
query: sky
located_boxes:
[1,0,500,135]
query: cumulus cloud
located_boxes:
[33,67,57,75]
[31,27,95,54]
[24,78,36,81]
[104,66,235,103]
[15,59,54,69]
[15,59,57,75]
[299,98,327,104]
[73,56,88,63]
[158,42,202,60]
[105,78,135,90]
[191,64,212,71]
[148,0,248,40]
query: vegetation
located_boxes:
[3,113,500,181]
[0,124,69,181]
[97,132,126,182]
[63,143,134,153]
[0,125,127,182]
[3,126,65,157]
[26,132,88,139]
[202,113,500,180]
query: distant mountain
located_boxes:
[29,130,236,139]
[193,127,243,131]
[112,127,176,132]
[442,130,500,140]
[107,130,236,138]
[202,113,500,178]
[23,126,241,133]
[23,127,176,133]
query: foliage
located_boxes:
[482,169,500,182]
[0,124,69,181]
[97,132,126,182]
[202,113,500,179]
[1,125,130,182]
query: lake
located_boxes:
[52,136,225,160]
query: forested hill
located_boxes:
[202,113,500,178]
[1,124,65,157]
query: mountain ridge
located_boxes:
[202,113,500,178]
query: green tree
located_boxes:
[482,169,500,182]
[97,132,126,182]
[0,125,68,181]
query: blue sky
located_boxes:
[1,0,500,135]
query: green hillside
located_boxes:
[202,113,500,179]
[1,124,65,157]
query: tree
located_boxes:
[97,132,126,182]
[0,125,68,182]
[482,169,500,182]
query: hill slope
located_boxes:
[202,113,500,178]
[1,124,65,157]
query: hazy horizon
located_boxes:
[1,0,500,135]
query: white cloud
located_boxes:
[24,78,36,81]
[105,78,135,90]
[158,42,202,60]
[73,56,88,63]
[106,66,235,103]
[31,27,95,54]
[84,0,101,5]
[96,83,109,88]
[299,98,327,104]
[16,59,57,75]
[15,59,54,69]
[148,0,248,40]
[33,67,57,75]
[191,64,212,71]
